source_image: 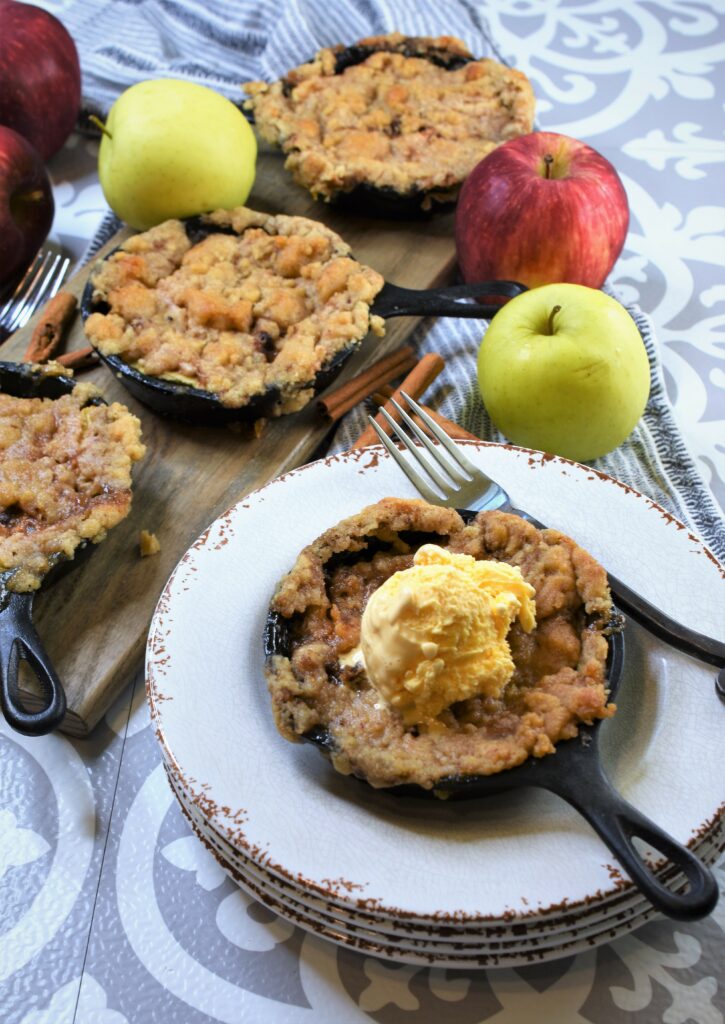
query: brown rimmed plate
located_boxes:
[146,443,724,929]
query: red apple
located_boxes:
[455,132,629,290]
[0,0,81,160]
[0,125,54,289]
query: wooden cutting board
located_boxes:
[3,143,461,735]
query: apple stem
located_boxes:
[544,154,554,179]
[547,305,561,334]
[89,114,113,140]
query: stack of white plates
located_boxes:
[147,445,725,968]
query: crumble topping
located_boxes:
[265,498,615,790]
[0,383,145,593]
[84,207,386,413]
[245,33,535,207]
[140,529,161,557]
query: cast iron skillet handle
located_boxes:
[0,592,66,735]
[548,754,718,921]
[508,506,725,670]
[372,279,527,319]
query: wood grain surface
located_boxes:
[3,144,459,735]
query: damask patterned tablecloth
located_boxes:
[2,3,724,1022]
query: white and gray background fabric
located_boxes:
[58,0,509,117]
[2,2,724,1022]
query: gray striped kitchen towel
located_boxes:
[69,0,724,558]
[54,0,507,121]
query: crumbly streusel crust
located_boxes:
[0,383,145,592]
[85,207,385,413]
[265,497,614,790]
[245,33,535,207]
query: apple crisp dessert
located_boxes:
[84,207,386,414]
[265,498,615,790]
[0,381,145,593]
[245,33,535,209]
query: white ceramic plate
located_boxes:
[169,768,723,969]
[167,757,722,939]
[168,767,720,957]
[168,766,723,952]
[168,765,724,937]
[175,783,666,970]
[147,443,725,926]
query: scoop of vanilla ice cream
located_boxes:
[360,544,536,725]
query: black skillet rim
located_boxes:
[262,506,626,798]
[0,360,78,401]
[79,214,365,424]
[279,36,474,98]
[276,37,476,219]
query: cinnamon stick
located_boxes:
[55,346,99,372]
[317,345,417,422]
[373,386,479,442]
[24,291,78,363]
[351,352,445,448]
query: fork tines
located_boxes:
[367,392,483,507]
[0,250,71,343]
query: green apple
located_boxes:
[95,79,257,230]
[477,283,650,461]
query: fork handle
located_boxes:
[509,506,725,669]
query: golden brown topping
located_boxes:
[85,208,385,412]
[139,530,161,557]
[0,387,145,592]
[245,33,535,207]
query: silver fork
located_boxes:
[368,393,725,681]
[0,249,71,344]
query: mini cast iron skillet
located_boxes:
[80,215,526,424]
[263,512,718,922]
[0,362,101,735]
[274,38,478,219]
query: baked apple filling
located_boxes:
[265,498,615,790]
